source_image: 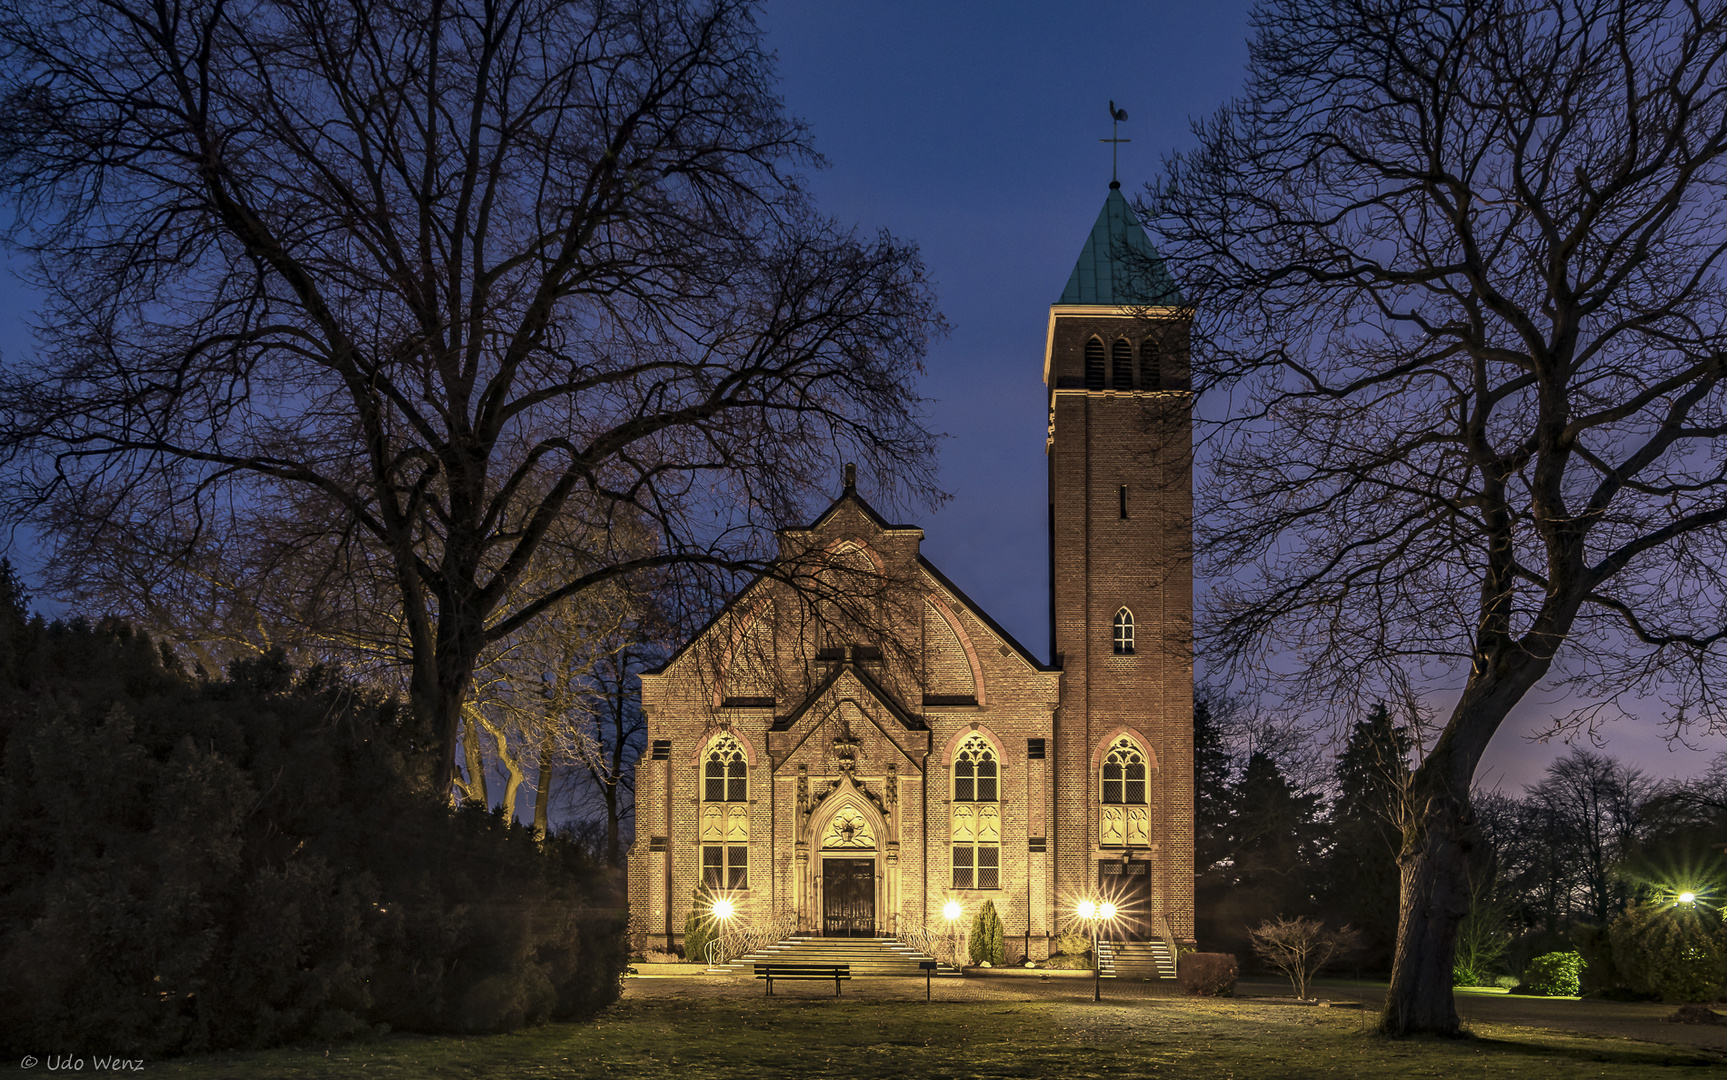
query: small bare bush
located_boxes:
[1249,917,1362,1000]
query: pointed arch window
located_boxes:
[1084,337,1106,390]
[1112,608,1134,655]
[1100,735,1150,847]
[704,734,748,802]
[952,734,1000,889]
[1140,338,1162,389]
[701,734,749,888]
[1111,338,1133,389]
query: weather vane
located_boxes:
[1102,101,1129,185]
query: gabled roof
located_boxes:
[771,659,926,734]
[918,555,1057,673]
[1057,185,1182,306]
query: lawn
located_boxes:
[129,978,1725,1080]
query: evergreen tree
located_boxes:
[1193,693,1235,874]
[1206,751,1323,956]
[969,900,1005,966]
[1323,705,1412,971]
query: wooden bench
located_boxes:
[755,963,851,996]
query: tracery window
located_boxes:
[1113,608,1134,655]
[951,734,1001,889]
[1099,735,1150,848]
[704,734,748,802]
[1111,338,1133,389]
[701,735,749,888]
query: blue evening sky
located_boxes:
[0,1,1718,790]
[759,0,1727,789]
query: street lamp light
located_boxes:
[1075,898,1110,1002]
[942,899,964,967]
[709,897,736,969]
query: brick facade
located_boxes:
[628,194,1195,956]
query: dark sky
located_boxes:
[0,1,1719,790]
[758,0,1727,789]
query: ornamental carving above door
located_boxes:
[820,805,876,849]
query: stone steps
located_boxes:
[1107,939,1178,980]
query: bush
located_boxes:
[1609,903,1727,1004]
[0,614,626,1057]
[1042,953,1092,970]
[682,884,717,965]
[1248,917,1362,999]
[1178,952,1238,996]
[969,900,1006,966]
[1523,951,1585,997]
[1056,928,1094,958]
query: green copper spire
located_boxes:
[1057,185,1182,306]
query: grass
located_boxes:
[133,982,1724,1080]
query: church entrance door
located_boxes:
[1100,857,1153,939]
[822,857,876,937]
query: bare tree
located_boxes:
[0,0,943,796]
[1525,748,1652,924]
[1249,916,1363,1000]
[1150,0,1727,1034]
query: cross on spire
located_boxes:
[1102,101,1130,186]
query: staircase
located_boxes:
[724,935,963,976]
[1105,939,1178,980]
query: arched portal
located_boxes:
[804,776,890,937]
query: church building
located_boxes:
[628,181,1194,960]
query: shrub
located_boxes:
[682,884,717,965]
[1042,953,1092,970]
[1609,903,1727,1004]
[0,618,626,1056]
[1056,928,1094,958]
[1523,951,1585,997]
[1248,917,1362,999]
[969,899,1006,966]
[1178,952,1238,996]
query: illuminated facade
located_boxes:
[628,183,1194,956]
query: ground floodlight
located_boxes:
[943,900,963,921]
[1099,902,1116,920]
[712,898,735,920]
[1077,899,1097,920]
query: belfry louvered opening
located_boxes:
[1084,337,1105,389]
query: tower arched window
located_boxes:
[1084,337,1106,390]
[951,734,1001,889]
[1112,608,1134,655]
[1111,338,1133,389]
[700,734,749,888]
[1100,735,1150,847]
[1140,338,1162,389]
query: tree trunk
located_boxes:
[461,710,490,808]
[534,722,557,839]
[604,783,622,866]
[1381,794,1473,1035]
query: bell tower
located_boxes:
[1046,180,1195,942]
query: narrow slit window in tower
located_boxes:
[1084,337,1105,390]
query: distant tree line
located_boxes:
[0,567,626,1057]
[1195,689,1727,996]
